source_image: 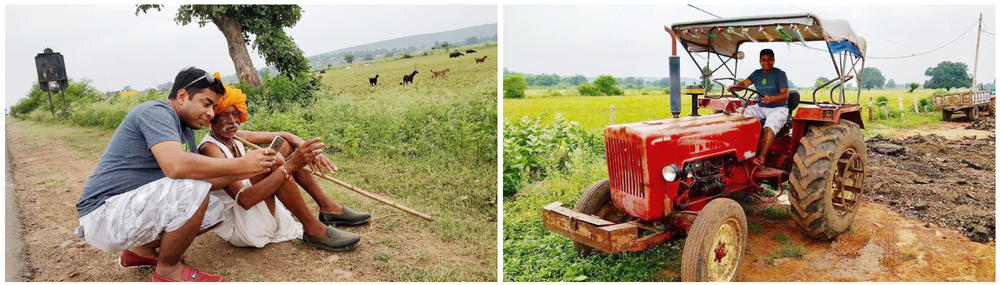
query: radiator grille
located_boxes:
[606,137,645,198]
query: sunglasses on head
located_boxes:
[181,71,217,89]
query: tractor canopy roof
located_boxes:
[670,13,866,59]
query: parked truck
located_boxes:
[934,90,995,121]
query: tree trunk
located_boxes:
[211,15,261,87]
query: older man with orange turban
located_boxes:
[197,86,371,252]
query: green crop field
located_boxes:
[504,87,950,132]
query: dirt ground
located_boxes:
[866,132,995,242]
[5,121,493,282]
[737,202,994,281]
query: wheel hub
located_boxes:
[707,218,742,281]
[832,148,865,216]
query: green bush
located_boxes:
[577,83,600,96]
[918,96,936,111]
[238,71,320,113]
[593,75,624,96]
[504,76,527,99]
[502,115,603,196]
[11,79,103,118]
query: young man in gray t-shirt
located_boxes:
[728,49,789,174]
[74,67,277,282]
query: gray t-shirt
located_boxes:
[747,68,788,108]
[76,100,197,217]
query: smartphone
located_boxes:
[268,136,286,151]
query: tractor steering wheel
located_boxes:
[727,85,760,106]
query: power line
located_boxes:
[687,4,722,19]
[868,21,977,59]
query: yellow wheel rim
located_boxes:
[707,218,742,281]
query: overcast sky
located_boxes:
[505,4,995,89]
[4,4,496,109]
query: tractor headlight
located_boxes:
[662,164,681,182]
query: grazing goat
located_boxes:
[320,70,326,74]
[369,74,379,86]
[475,56,487,63]
[465,49,477,54]
[449,51,463,58]
[431,69,450,78]
[400,70,418,85]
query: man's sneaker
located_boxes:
[302,225,361,252]
[318,206,372,226]
[151,267,224,282]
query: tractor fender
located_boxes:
[789,105,864,152]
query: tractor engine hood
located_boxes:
[603,113,761,220]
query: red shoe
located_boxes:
[119,249,186,268]
[151,267,224,282]
[119,249,157,268]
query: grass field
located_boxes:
[504,87,948,132]
[10,43,498,281]
[501,85,967,281]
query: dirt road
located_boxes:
[5,120,494,281]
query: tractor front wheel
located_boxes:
[680,198,747,282]
[789,120,866,240]
[572,179,627,256]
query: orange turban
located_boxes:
[215,85,248,123]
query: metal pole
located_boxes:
[972,13,982,89]
[46,90,55,116]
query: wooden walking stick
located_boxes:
[234,135,434,221]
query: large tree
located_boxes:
[886,79,896,89]
[136,5,311,87]
[860,67,886,90]
[924,61,972,91]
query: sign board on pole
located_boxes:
[35,48,68,92]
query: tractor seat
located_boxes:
[760,90,799,137]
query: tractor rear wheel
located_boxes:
[989,100,996,115]
[680,198,747,282]
[968,107,980,121]
[789,120,866,240]
[572,179,627,256]
[942,110,952,121]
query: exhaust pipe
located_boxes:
[665,26,682,118]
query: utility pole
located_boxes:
[972,13,982,90]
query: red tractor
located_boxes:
[542,13,868,281]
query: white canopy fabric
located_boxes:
[670,13,867,58]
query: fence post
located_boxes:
[610,105,616,125]
[913,93,920,113]
[897,94,905,118]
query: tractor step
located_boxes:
[542,202,672,254]
[753,166,786,178]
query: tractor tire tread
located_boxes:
[788,120,865,240]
